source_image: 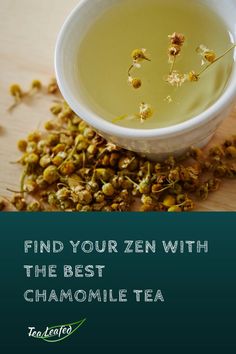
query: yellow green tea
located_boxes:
[77,0,234,129]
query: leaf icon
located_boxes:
[38,318,86,343]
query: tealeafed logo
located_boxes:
[28,319,86,343]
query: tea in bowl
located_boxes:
[55,0,236,159]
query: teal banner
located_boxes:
[0,213,235,353]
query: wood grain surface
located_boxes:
[0,0,236,211]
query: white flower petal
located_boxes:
[133,62,141,69]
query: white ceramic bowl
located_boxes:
[55,0,236,159]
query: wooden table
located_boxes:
[0,0,236,211]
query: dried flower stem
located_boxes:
[20,166,28,194]
[6,188,24,194]
[169,56,176,75]
[152,181,176,194]
[112,115,128,123]
[128,64,134,77]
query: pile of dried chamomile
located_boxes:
[1,78,236,212]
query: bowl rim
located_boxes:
[55,0,236,140]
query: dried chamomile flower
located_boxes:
[47,133,60,146]
[188,71,199,82]
[138,102,153,123]
[27,131,41,143]
[47,78,59,94]
[36,175,48,189]
[168,32,185,64]
[44,121,55,130]
[196,44,216,65]
[83,127,95,139]
[43,165,59,184]
[87,144,98,156]
[162,195,176,207]
[168,44,181,58]
[53,143,66,154]
[131,48,151,63]
[94,191,105,203]
[31,80,42,91]
[48,193,59,207]
[209,145,225,157]
[56,187,71,201]
[27,201,41,212]
[168,205,182,212]
[26,141,37,154]
[104,143,120,154]
[11,194,27,211]
[10,84,23,99]
[208,178,221,192]
[166,70,187,87]
[17,139,27,152]
[118,156,134,170]
[59,106,73,121]
[8,84,24,110]
[140,195,157,212]
[24,180,38,193]
[141,195,154,206]
[38,139,48,154]
[138,179,151,194]
[77,190,93,205]
[196,183,209,200]
[39,155,51,168]
[182,199,194,211]
[87,180,99,193]
[128,76,142,89]
[50,103,63,115]
[175,194,186,205]
[225,146,236,158]
[214,163,230,177]
[60,161,75,176]
[102,183,115,197]
[80,205,93,212]
[168,32,185,46]
[24,153,39,165]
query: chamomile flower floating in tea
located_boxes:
[166,70,187,88]
[168,32,185,47]
[167,32,185,69]
[139,102,153,123]
[196,44,216,66]
[188,71,199,82]
[128,48,151,89]
[127,76,142,90]
[193,43,236,80]
[131,48,151,63]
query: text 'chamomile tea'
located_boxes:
[77,0,234,129]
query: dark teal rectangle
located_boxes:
[0,213,235,353]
